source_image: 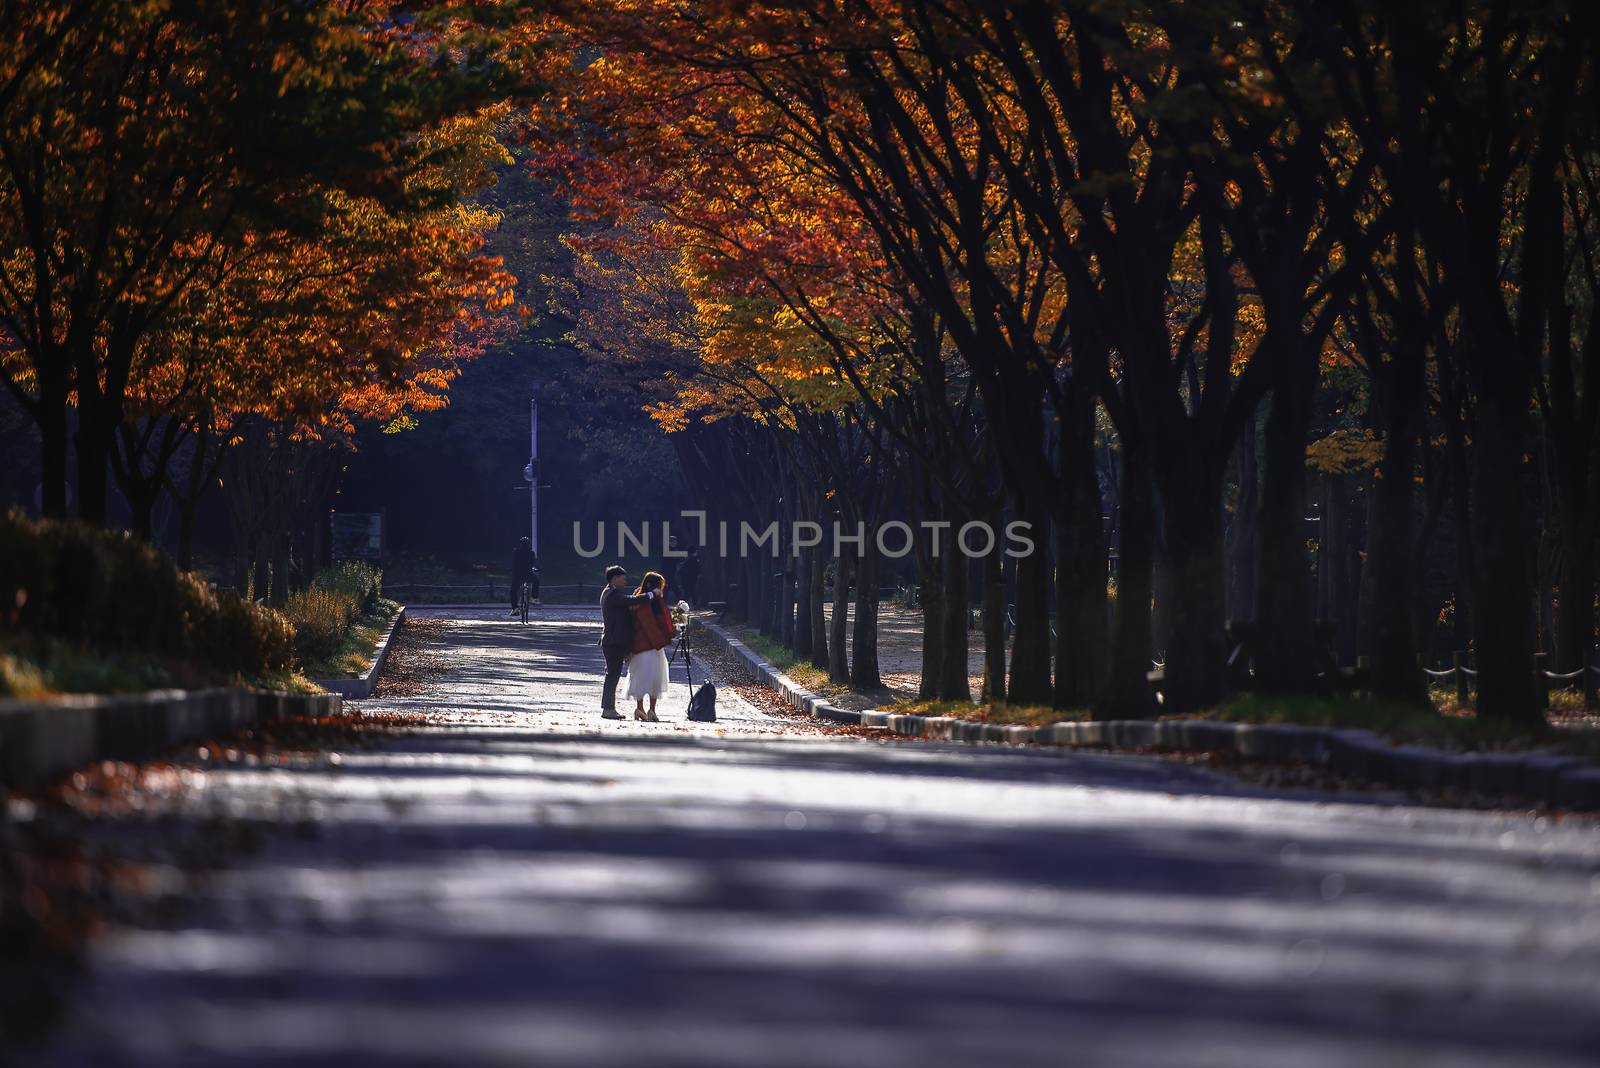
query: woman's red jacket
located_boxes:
[630,600,676,654]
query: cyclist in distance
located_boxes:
[509,536,540,614]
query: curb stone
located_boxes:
[694,620,1599,811]
[1554,766,1600,809]
[1458,752,1524,798]
[1235,723,1324,762]
[694,621,866,725]
[1111,721,1156,749]
[314,605,407,699]
[0,688,343,789]
[1518,754,1589,797]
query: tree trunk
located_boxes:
[1255,359,1317,693]
[75,413,112,525]
[758,551,778,638]
[113,420,183,546]
[1467,381,1540,723]
[1554,431,1596,682]
[938,539,971,702]
[829,552,851,684]
[1410,448,1451,663]
[1557,513,1594,683]
[1155,454,1229,712]
[1150,512,1172,664]
[123,472,160,541]
[779,564,796,649]
[1227,415,1259,622]
[917,537,944,700]
[1098,428,1157,719]
[1052,402,1107,708]
[850,539,881,690]
[810,550,829,670]
[794,550,814,659]
[1535,434,1556,659]
[1441,369,1477,656]
[126,485,157,541]
[38,383,69,518]
[1336,477,1366,667]
[734,556,752,622]
[1008,492,1052,705]
[271,542,291,604]
[1361,445,1426,702]
[750,554,763,624]
[1555,521,1593,697]
[251,554,269,603]
[177,499,199,570]
[1538,536,1557,661]
[1362,349,1430,707]
[981,539,1007,702]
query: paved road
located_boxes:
[32,608,1600,1067]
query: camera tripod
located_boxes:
[671,625,696,699]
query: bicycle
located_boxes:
[518,578,532,625]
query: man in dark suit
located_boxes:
[599,564,652,719]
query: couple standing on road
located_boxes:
[598,564,679,721]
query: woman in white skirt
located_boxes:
[626,571,676,721]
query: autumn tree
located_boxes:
[0,0,536,523]
[530,0,1600,723]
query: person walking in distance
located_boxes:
[599,564,652,720]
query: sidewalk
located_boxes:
[699,620,1600,812]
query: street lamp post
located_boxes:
[523,396,539,556]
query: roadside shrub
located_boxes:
[313,561,380,613]
[44,520,110,644]
[174,570,221,648]
[0,651,47,699]
[100,530,192,655]
[281,562,385,667]
[203,591,295,676]
[0,510,53,630]
[0,508,294,684]
[283,586,356,663]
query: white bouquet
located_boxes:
[671,599,691,627]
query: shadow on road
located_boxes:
[32,609,1600,1068]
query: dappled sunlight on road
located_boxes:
[32,609,1600,1068]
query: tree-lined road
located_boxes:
[36,608,1600,1067]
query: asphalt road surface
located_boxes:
[30,607,1600,1067]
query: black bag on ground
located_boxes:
[687,682,717,722]
[675,625,716,721]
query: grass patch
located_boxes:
[888,697,1084,726]
[726,625,847,697]
[879,691,1600,762]
[0,634,319,699]
[300,599,400,680]
[0,581,393,699]
[0,635,197,697]
[283,562,382,662]
[250,669,324,696]
[1208,694,1600,758]
[0,650,48,699]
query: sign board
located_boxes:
[330,511,384,562]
